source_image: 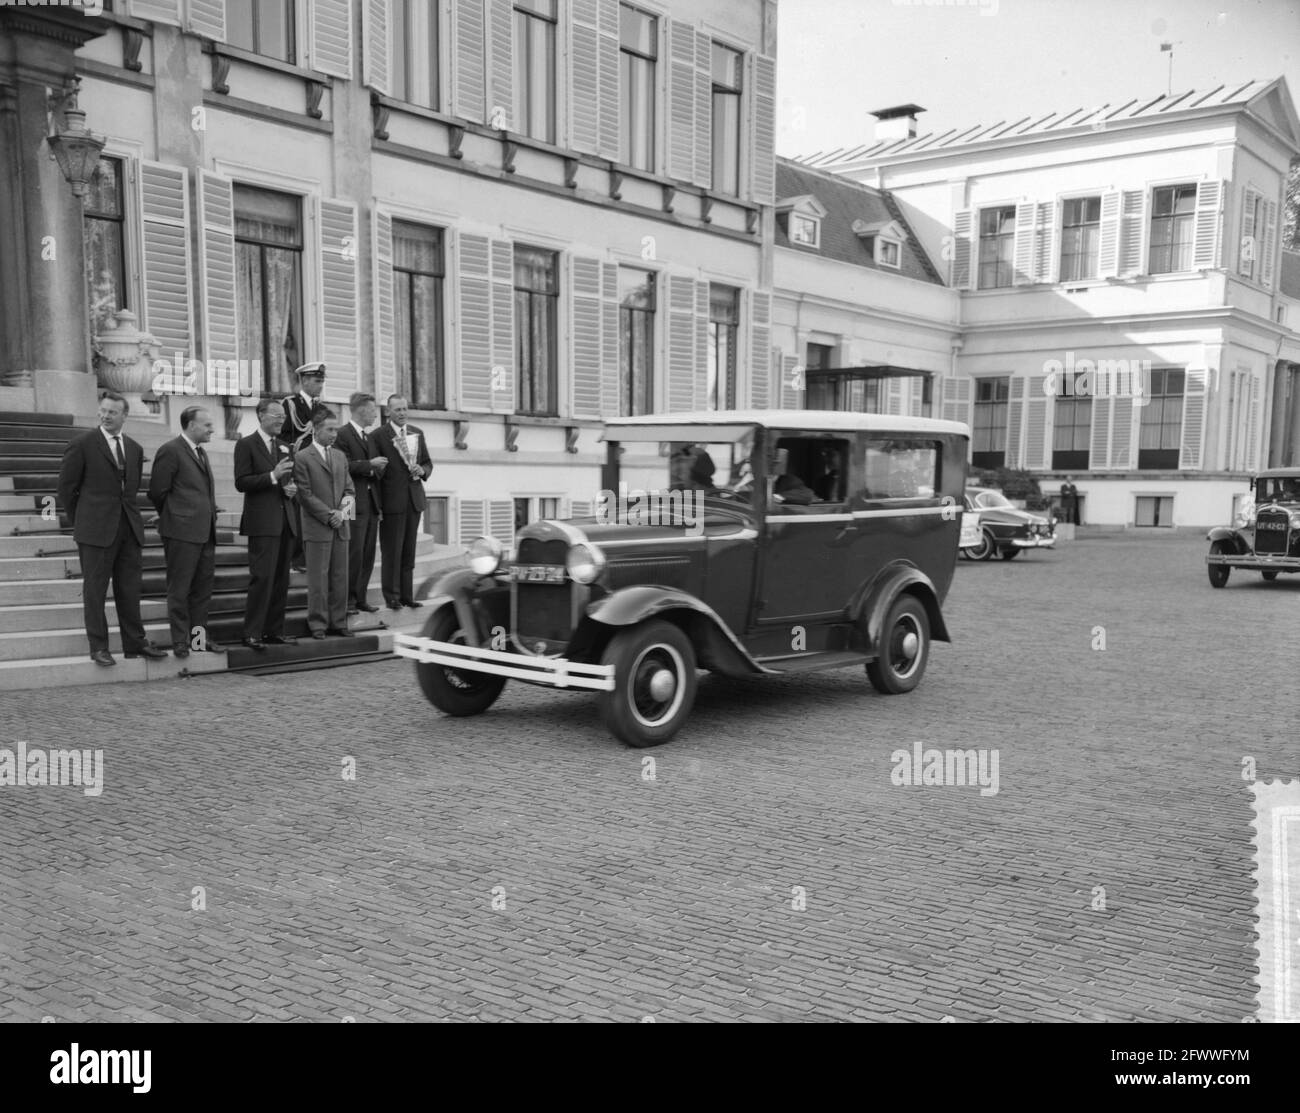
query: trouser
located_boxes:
[348,510,378,606]
[244,526,294,639]
[162,536,215,650]
[78,512,147,653]
[379,510,419,604]
[305,532,349,633]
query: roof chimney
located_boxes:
[871,104,926,141]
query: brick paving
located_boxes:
[0,536,1295,1022]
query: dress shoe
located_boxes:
[347,607,360,616]
[291,563,307,574]
[172,646,190,659]
[311,630,327,640]
[386,599,402,610]
[125,644,168,660]
[241,638,266,651]
[263,634,298,646]
[325,628,355,637]
[357,603,380,613]
[90,650,116,667]
[201,641,227,654]
[402,600,424,609]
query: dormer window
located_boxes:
[877,239,901,268]
[777,194,829,251]
[851,218,906,269]
[791,214,820,247]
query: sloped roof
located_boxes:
[1281,249,1300,301]
[799,78,1300,169]
[774,158,943,284]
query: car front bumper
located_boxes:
[393,633,615,690]
[1009,535,1056,549]
[1205,552,1300,570]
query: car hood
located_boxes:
[973,506,1051,526]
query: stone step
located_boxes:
[0,587,313,633]
[0,511,243,534]
[0,531,241,558]
[0,411,75,427]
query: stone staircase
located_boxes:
[0,410,465,691]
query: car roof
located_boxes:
[1256,468,1300,478]
[603,409,971,437]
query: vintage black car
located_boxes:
[1205,468,1300,587]
[394,411,970,747]
[962,486,1056,560]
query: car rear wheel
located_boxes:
[866,596,931,695]
[1262,570,1279,581]
[1000,547,1021,560]
[415,607,507,716]
[1207,542,1232,589]
[598,620,697,748]
[968,529,997,561]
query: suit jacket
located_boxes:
[372,421,432,516]
[147,436,217,544]
[335,422,382,518]
[234,431,298,538]
[293,442,355,543]
[56,428,146,547]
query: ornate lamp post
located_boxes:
[46,78,104,196]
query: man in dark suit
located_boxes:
[56,391,167,666]
[293,408,355,639]
[147,406,225,658]
[335,391,387,615]
[373,394,432,610]
[234,397,301,650]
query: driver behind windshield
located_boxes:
[669,446,718,493]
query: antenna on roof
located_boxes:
[1159,42,1182,97]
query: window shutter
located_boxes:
[1034,201,1058,284]
[1089,396,1112,471]
[186,0,226,41]
[1097,190,1122,278]
[693,31,711,189]
[1179,368,1208,469]
[950,209,973,289]
[885,378,903,416]
[695,280,709,409]
[570,256,604,418]
[748,290,770,409]
[1260,199,1278,289]
[487,0,513,128]
[941,376,972,426]
[1110,396,1134,469]
[667,275,698,411]
[131,0,181,25]
[488,499,515,544]
[1192,180,1223,270]
[373,210,395,403]
[667,20,697,183]
[1246,372,1260,469]
[779,353,800,411]
[570,498,593,518]
[908,376,924,417]
[458,498,486,545]
[1005,375,1026,467]
[1024,374,1049,470]
[453,0,487,123]
[309,0,352,79]
[458,234,494,411]
[749,54,776,205]
[140,161,193,364]
[362,0,389,94]
[601,262,618,416]
[319,198,360,396]
[1012,201,1037,285]
[1238,186,1259,276]
[196,170,238,381]
[489,239,515,413]
[1118,189,1145,276]
[570,0,619,158]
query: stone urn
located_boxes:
[93,309,159,396]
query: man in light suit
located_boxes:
[335,391,387,615]
[373,394,432,610]
[147,406,225,658]
[56,391,167,666]
[293,407,355,639]
[234,397,300,650]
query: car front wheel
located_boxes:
[1207,542,1232,589]
[598,619,697,748]
[968,529,997,561]
[415,607,507,716]
[866,596,931,695]
[1262,570,1279,582]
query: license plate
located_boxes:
[509,564,567,583]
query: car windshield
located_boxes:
[970,490,1013,509]
[1255,477,1300,503]
[616,433,757,502]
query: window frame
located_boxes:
[617,265,657,417]
[971,375,1010,470]
[789,213,820,248]
[1147,183,1197,275]
[1136,366,1185,470]
[513,243,560,417]
[83,153,132,339]
[1051,372,1092,472]
[618,2,660,173]
[225,0,298,65]
[388,0,442,111]
[1059,194,1103,283]
[710,40,743,196]
[391,218,448,412]
[706,282,739,411]
[513,0,557,142]
[977,204,1016,290]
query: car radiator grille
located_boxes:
[514,584,573,645]
[1254,510,1290,555]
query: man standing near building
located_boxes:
[148,406,225,658]
[56,391,168,666]
[373,394,432,610]
[234,398,301,650]
[1060,476,1080,525]
[293,408,355,639]
[281,361,328,572]
[335,392,387,614]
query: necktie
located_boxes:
[111,436,125,484]
[196,446,213,496]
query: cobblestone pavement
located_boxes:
[1,536,1296,1022]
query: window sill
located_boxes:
[205,40,330,85]
[402,410,601,428]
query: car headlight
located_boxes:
[468,535,503,576]
[565,542,606,584]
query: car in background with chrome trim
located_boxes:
[958,510,983,558]
[394,411,970,748]
[962,486,1056,561]
[1205,468,1300,587]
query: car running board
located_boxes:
[753,650,870,675]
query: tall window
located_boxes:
[392,220,446,410]
[978,206,1015,289]
[426,497,450,544]
[514,0,556,142]
[1138,368,1184,470]
[226,0,295,63]
[805,342,834,409]
[1060,196,1101,281]
[389,0,439,109]
[707,284,739,411]
[1052,373,1091,471]
[514,245,558,416]
[1239,191,1263,280]
[83,156,127,337]
[711,43,742,195]
[971,376,1010,469]
[234,185,303,394]
[618,268,656,416]
[1148,185,1195,274]
[514,496,561,531]
[619,5,657,171]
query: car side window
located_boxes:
[854,438,941,503]
[771,436,850,512]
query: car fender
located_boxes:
[1205,526,1244,549]
[852,562,951,648]
[416,567,510,647]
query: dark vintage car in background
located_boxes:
[962,486,1056,561]
[1205,468,1300,587]
[395,411,970,747]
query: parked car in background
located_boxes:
[963,486,1056,561]
[1205,468,1300,587]
[958,510,983,558]
[396,411,970,747]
